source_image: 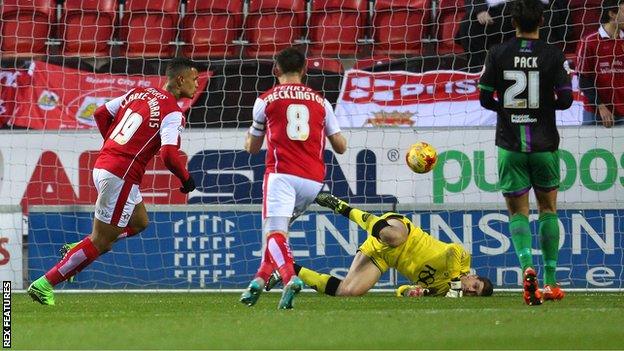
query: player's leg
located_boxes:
[498,147,542,305]
[315,193,407,247]
[28,169,138,305]
[272,175,324,308]
[531,150,564,301]
[335,253,382,296]
[292,252,381,297]
[116,201,148,240]
[58,201,148,284]
[241,173,302,308]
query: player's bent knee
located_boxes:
[337,284,367,297]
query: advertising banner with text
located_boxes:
[28,209,622,289]
[334,70,584,127]
[1,128,622,208]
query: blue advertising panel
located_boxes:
[28,209,623,289]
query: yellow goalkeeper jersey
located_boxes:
[358,213,471,296]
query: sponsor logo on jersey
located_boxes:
[37,90,59,111]
[511,114,538,123]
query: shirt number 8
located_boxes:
[286,104,310,141]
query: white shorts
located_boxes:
[262,172,323,233]
[92,168,143,227]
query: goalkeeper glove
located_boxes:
[445,278,463,298]
[396,285,429,297]
[180,175,196,194]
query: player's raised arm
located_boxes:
[323,99,347,154]
[159,111,195,194]
[245,98,266,154]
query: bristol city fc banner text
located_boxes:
[0,61,210,129]
[334,69,584,127]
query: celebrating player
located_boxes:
[267,193,493,298]
[240,47,347,309]
[478,0,573,305]
[27,58,199,305]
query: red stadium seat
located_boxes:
[61,0,116,57]
[371,0,430,56]
[0,0,55,56]
[566,0,602,53]
[120,0,179,58]
[307,57,344,74]
[435,0,464,54]
[308,0,367,57]
[244,0,306,57]
[181,0,243,58]
[352,56,393,70]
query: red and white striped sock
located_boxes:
[266,232,295,284]
[255,247,275,283]
[45,237,100,286]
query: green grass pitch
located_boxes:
[13,292,624,349]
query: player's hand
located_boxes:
[180,175,196,194]
[445,278,463,298]
[476,11,494,25]
[396,285,429,297]
[598,104,614,128]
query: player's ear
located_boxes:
[273,65,282,78]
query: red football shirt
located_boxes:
[576,26,624,116]
[94,87,185,184]
[250,83,341,182]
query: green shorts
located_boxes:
[497,147,560,197]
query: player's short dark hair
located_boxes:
[478,277,494,297]
[166,57,197,80]
[511,0,544,33]
[275,47,306,74]
[601,0,624,23]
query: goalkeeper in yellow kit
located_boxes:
[268,193,494,297]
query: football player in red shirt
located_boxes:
[240,47,347,309]
[577,0,624,127]
[27,58,199,305]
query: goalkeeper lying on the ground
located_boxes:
[268,193,494,297]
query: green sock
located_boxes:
[510,214,533,271]
[539,212,560,285]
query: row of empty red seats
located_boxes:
[0,0,604,59]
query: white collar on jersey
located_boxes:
[599,25,624,39]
